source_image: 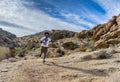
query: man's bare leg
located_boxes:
[43,52,46,63]
[40,52,42,57]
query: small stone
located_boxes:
[1,69,8,72]
[86,48,92,52]
[114,60,120,63]
[1,59,9,63]
[24,57,27,60]
[9,58,17,62]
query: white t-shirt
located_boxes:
[40,36,51,47]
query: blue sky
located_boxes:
[0,0,120,37]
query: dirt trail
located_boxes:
[0,49,120,82]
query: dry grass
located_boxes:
[0,46,9,61]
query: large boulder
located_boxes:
[50,30,75,41]
[74,30,93,39]
[92,16,118,41]
[62,42,78,50]
[116,15,120,25]
[91,15,120,48]
[94,29,120,48]
[94,40,109,49]
[92,24,107,41]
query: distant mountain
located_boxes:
[0,28,16,47]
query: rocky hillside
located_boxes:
[0,28,16,47]
[76,15,120,49]
[13,15,120,58]
[15,29,75,45]
[14,30,77,58]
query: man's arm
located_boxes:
[40,37,44,43]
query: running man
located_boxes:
[40,32,52,63]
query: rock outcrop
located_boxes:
[75,15,120,49]
[62,41,78,50]
[14,30,76,58]
[92,15,120,48]
[50,30,75,40]
[74,30,93,39]
[15,30,75,47]
[0,28,16,47]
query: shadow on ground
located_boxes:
[49,62,109,77]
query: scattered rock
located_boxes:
[108,67,119,73]
[74,30,92,39]
[86,48,93,52]
[1,68,8,72]
[106,49,117,55]
[109,72,120,82]
[92,16,120,49]
[50,30,75,40]
[8,58,17,62]
[114,60,120,63]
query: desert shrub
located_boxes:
[18,50,26,57]
[82,50,113,61]
[16,47,26,57]
[97,50,113,59]
[9,46,15,57]
[56,48,65,55]
[79,38,95,52]
[82,55,92,61]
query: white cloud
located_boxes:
[93,0,120,20]
[0,0,86,37]
[0,25,33,37]
[61,13,95,28]
[60,7,108,29]
[60,0,120,28]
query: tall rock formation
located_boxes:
[75,15,120,49]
